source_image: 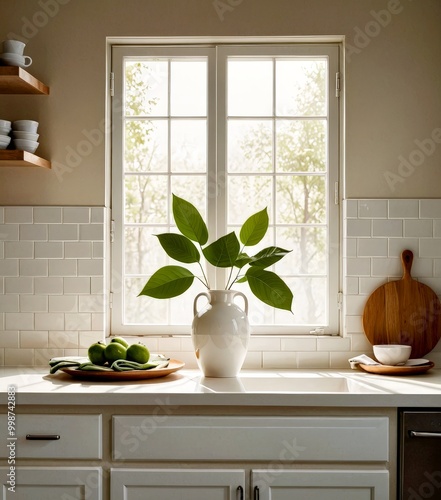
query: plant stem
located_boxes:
[197,261,210,289]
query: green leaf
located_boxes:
[250,247,292,269]
[172,194,208,245]
[203,232,240,268]
[234,252,253,269]
[138,266,195,299]
[246,267,293,311]
[235,276,248,284]
[239,207,269,246]
[156,233,200,263]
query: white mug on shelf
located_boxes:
[2,40,26,55]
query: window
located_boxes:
[111,41,341,336]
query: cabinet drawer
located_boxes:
[0,414,102,459]
[113,416,388,462]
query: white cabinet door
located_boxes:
[111,469,245,500]
[0,467,102,500]
[252,469,389,500]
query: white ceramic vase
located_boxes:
[192,290,250,377]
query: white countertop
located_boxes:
[1,367,441,407]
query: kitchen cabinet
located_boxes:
[0,66,51,169]
[0,414,102,499]
[112,415,390,500]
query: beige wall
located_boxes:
[0,0,440,206]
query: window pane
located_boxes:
[171,60,207,116]
[228,120,272,173]
[228,60,273,116]
[228,175,272,225]
[276,59,326,117]
[125,277,168,324]
[276,120,326,173]
[276,175,326,224]
[124,226,168,275]
[171,120,207,172]
[170,175,207,220]
[275,226,327,275]
[124,175,168,223]
[124,120,167,172]
[125,60,168,117]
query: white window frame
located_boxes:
[109,37,342,337]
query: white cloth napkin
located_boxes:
[348,354,380,370]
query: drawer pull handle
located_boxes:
[254,486,260,500]
[236,485,243,500]
[26,434,60,440]
[409,430,441,438]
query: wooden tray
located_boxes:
[61,359,185,381]
[359,361,434,376]
[362,250,441,358]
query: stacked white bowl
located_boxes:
[12,120,39,153]
[0,119,11,150]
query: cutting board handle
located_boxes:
[401,249,413,280]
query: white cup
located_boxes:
[0,53,32,68]
[2,40,26,55]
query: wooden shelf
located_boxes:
[0,66,49,95]
[0,150,51,169]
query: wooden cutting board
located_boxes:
[362,250,441,358]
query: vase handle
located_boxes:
[233,291,248,315]
[193,292,211,316]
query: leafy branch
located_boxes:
[138,194,293,311]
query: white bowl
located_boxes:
[12,120,39,133]
[13,138,39,153]
[0,126,11,135]
[0,135,11,149]
[0,119,11,128]
[373,344,412,366]
[12,131,39,141]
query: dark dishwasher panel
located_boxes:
[399,410,441,500]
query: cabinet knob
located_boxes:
[26,434,60,440]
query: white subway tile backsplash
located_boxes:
[20,295,48,313]
[0,295,19,313]
[48,295,78,313]
[345,257,371,276]
[357,238,388,257]
[344,200,358,218]
[5,241,34,259]
[358,277,385,295]
[35,242,63,259]
[420,199,441,219]
[20,224,47,241]
[345,295,368,316]
[78,295,104,313]
[346,219,371,237]
[0,331,19,348]
[48,330,79,349]
[5,277,33,294]
[297,351,329,369]
[4,207,33,224]
[5,313,34,330]
[34,277,64,294]
[33,207,62,223]
[281,337,317,352]
[420,239,441,257]
[35,313,64,330]
[79,224,103,241]
[64,277,90,294]
[65,242,92,259]
[20,259,48,277]
[49,259,77,276]
[93,242,104,258]
[371,257,401,277]
[63,207,90,223]
[358,200,388,218]
[48,224,78,241]
[372,219,403,237]
[78,259,103,276]
[434,220,441,238]
[0,224,19,241]
[5,348,34,366]
[389,199,419,218]
[91,208,105,223]
[20,330,49,348]
[0,260,19,277]
[404,219,433,237]
[388,238,419,257]
[65,313,91,331]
